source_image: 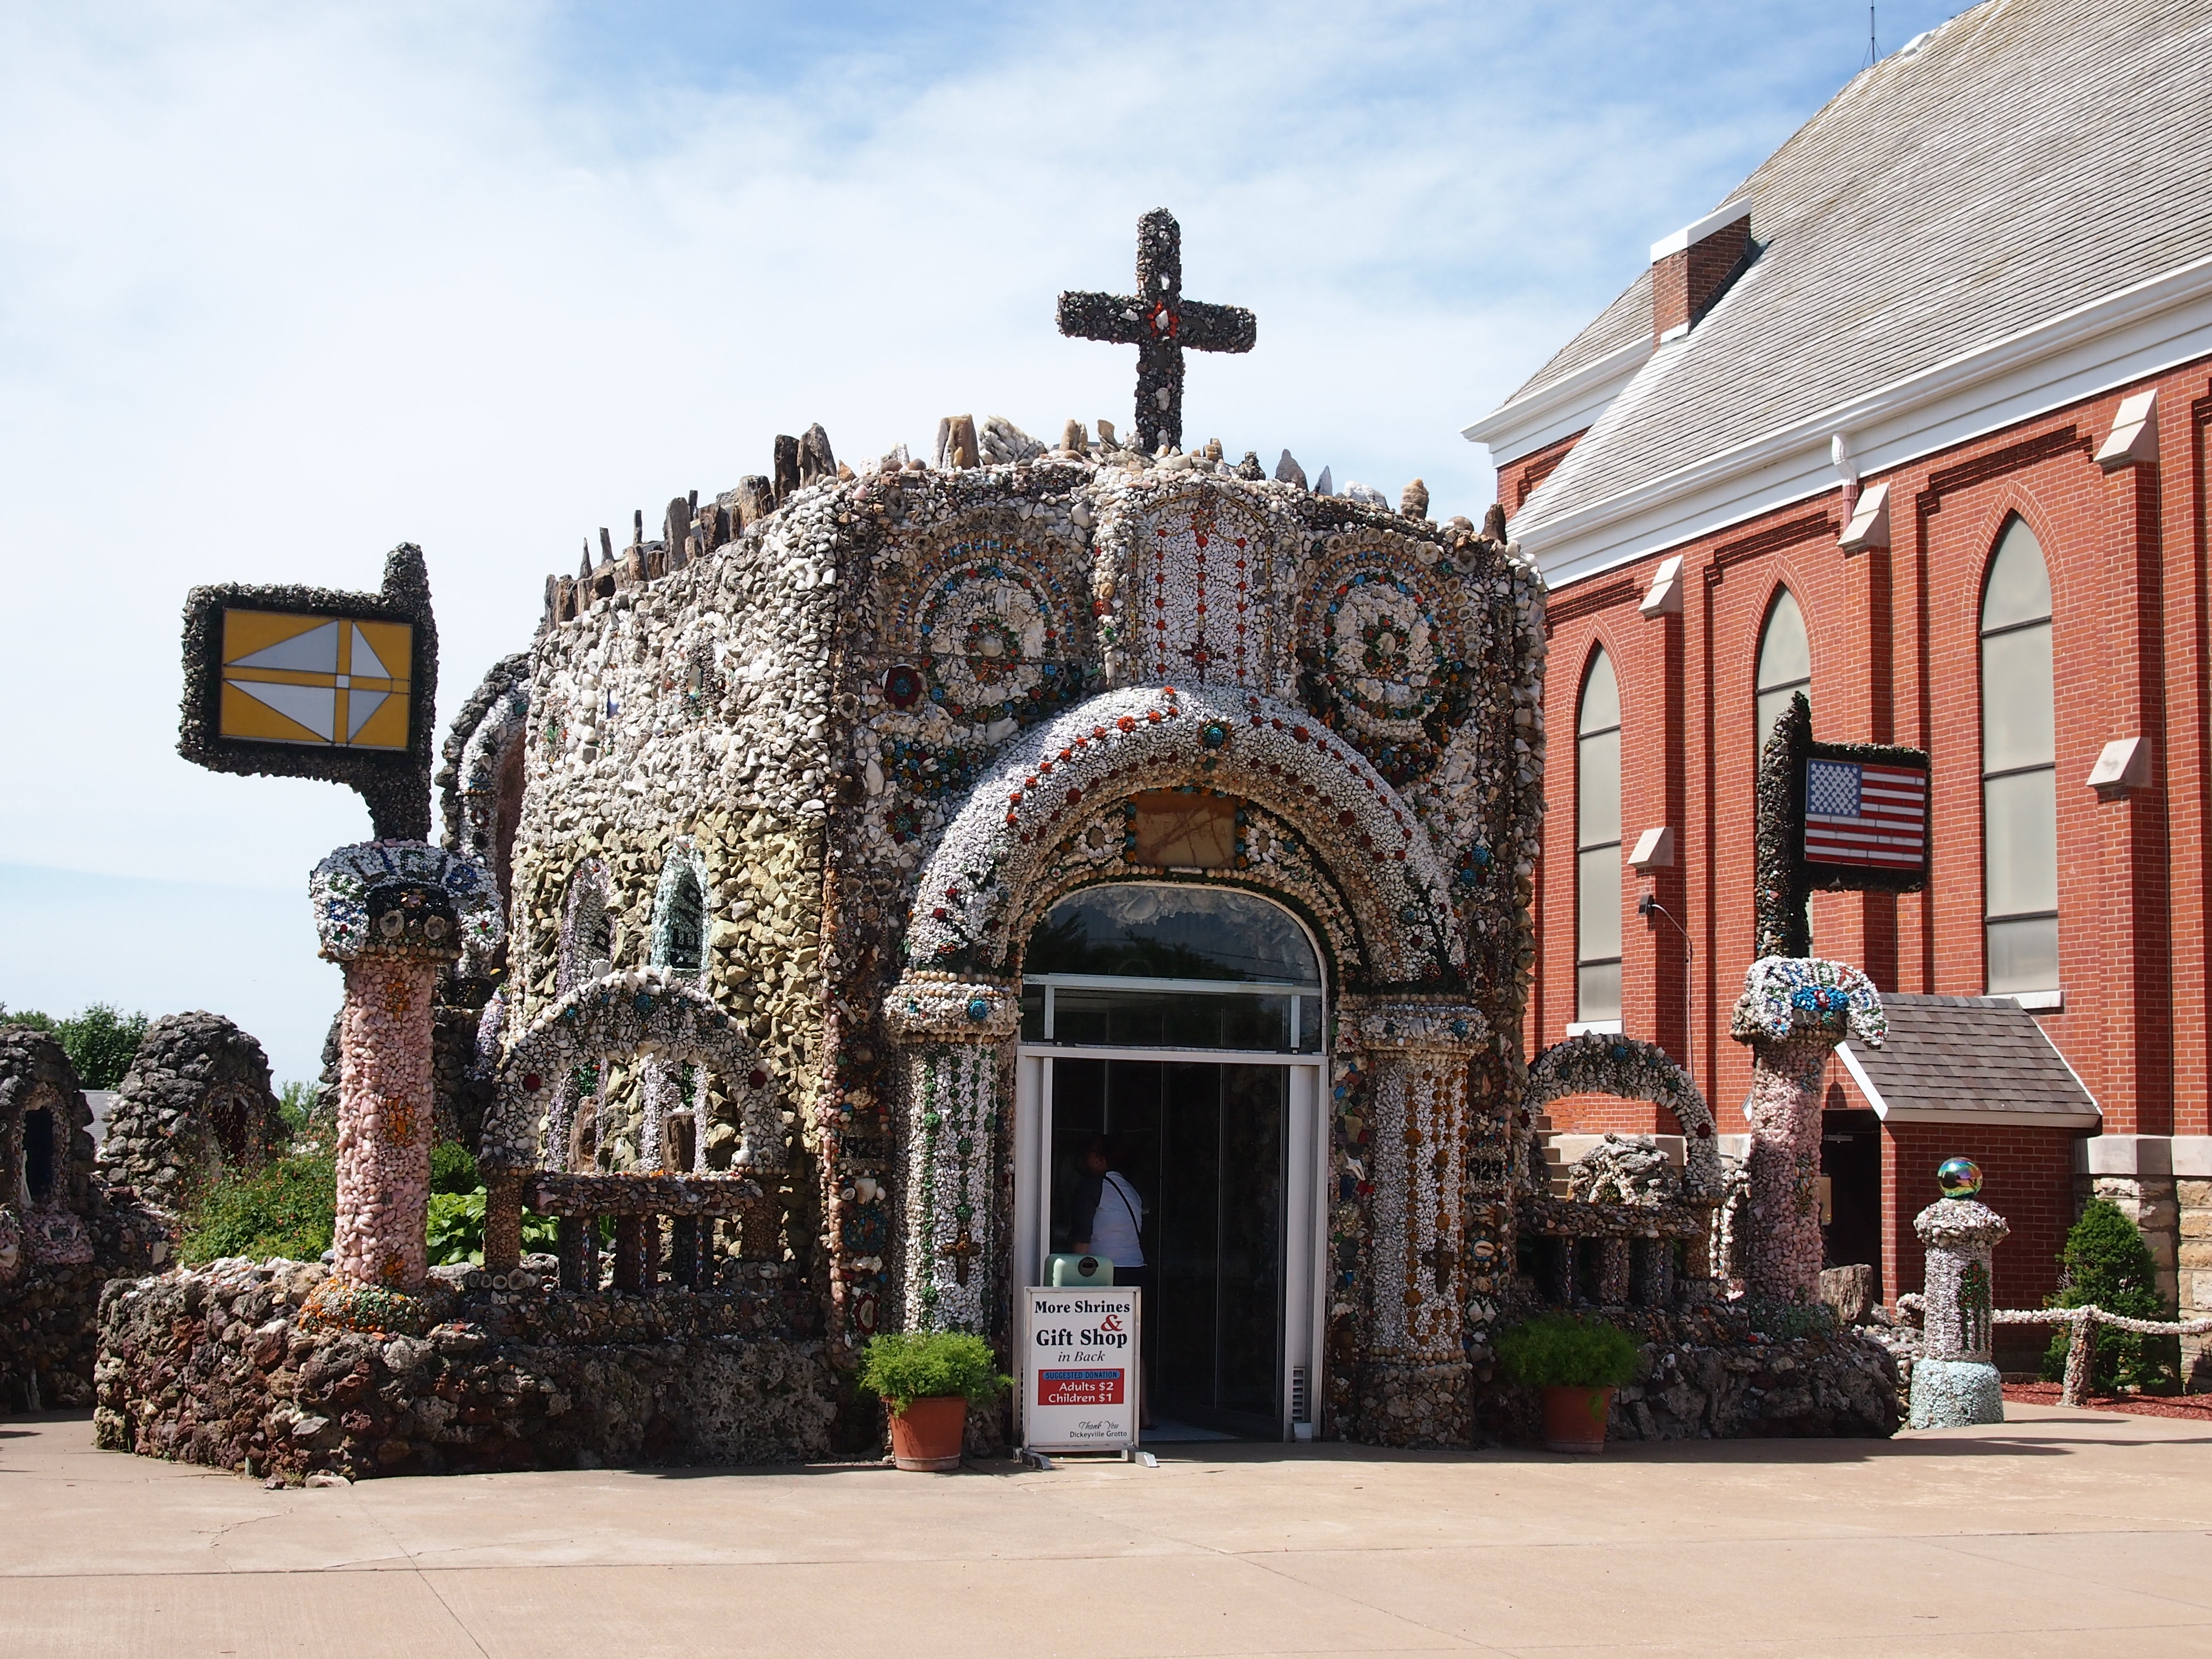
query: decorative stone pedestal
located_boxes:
[1909,1159,2009,1429]
[1729,958,1886,1304]
[309,842,502,1290]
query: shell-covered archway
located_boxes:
[883,682,1487,1442]
[1523,1032,1723,1201]
[895,682,1462,990]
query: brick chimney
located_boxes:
[1650,200,1751,343]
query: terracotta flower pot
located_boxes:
[889,1395,967,1471]
[1540,1384,1614,1454]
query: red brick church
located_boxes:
[1464,0,2212,1352]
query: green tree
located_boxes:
[276,1081,319,1136]
[2042,1199,2176,1392]
[0,1002,149,1088]
[57,1004,149,1088]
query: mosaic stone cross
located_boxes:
[1421,1238,1457,1290]
[1057,209,1256,456]
[944,1228,981,1286]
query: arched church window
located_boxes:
[1980,516,2057,994]
[1754,588,1810,757]
[1575,648,1622,1025]
[652,858,707,979]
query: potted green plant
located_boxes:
[856,1330,1011,1471]
[1496,1312,1643,1454]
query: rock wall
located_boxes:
[1469,1306,1901,1446]
[2,1201,170,1412]
[99,1012,286,1203]
[97,1259,839,1477]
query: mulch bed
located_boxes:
[2002,1381,2212,1422]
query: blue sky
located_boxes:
[0,1,1965,1081]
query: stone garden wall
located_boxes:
[96,1257,838,1477]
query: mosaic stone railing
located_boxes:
[522,1171,767,1295]
[1517,1194,1718,1312]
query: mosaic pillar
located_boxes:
[1350,1001,1484,1446]
[638,1058,675,1172]
[1909,1158,2008,1429]
[884,978,1019,1333]
[1729,958,1886,1305]
[1738,1034,1836,1304]
[310,843,499,1291]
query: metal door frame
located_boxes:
[1014,1042,1326,1442]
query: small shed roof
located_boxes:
[1835,995,2098,1128]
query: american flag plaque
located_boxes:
[1799,742,1929,891]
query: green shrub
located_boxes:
[430,1141,480,1195]
[276,1081,319,1137]
[2041,1199,2177,1391]
[182,1151,336,1265]
[1743,1296,1838,1341]
[856,1331,1011,1411]
[1495,1313,1644,1390]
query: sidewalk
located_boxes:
[7,1404,2211,1657]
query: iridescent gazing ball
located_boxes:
[1937,1157,1984,1199]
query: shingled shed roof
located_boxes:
[1835,995,2099,1128]
[1502,0,2212,538]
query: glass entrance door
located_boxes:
[1049,1058,1285,1434]
[1010,882,1328,1443]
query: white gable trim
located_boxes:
[1460,336,1652,471]
[1504,252,2212,591]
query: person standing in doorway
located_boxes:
[1071,1133,1152,1427]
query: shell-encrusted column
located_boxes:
[309,843,503,1291]
[1729,958,1885,1304]
[1909,1159,2008,1428]
[1349,1000,1485,1447]
[884,977,1019,1333]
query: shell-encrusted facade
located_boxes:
[495,452,1549,1446]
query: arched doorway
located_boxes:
[1012,883,1328,1440]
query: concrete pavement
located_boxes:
[6,1404,2212,1657]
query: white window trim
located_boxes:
[1565,1019,1625,1037]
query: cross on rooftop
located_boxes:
[1057,209,1256,456]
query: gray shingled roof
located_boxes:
[1836,995,2098,1125]
[1509,0,2212,533]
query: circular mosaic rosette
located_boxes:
[917,557,1075,726]
[1321,569,1445,730]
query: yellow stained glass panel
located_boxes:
[218,608,413,750]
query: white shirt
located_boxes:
[1087,1171,1146,1269]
